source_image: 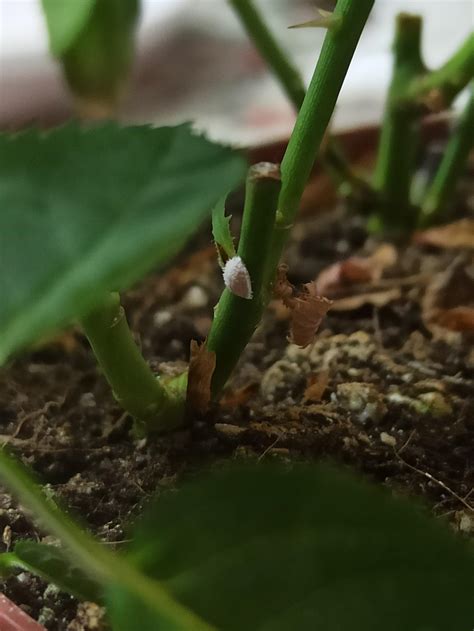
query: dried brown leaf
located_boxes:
[220,382,259,408]
[273,264,295,308]
[316,243,397,295]
[414,219,474,250]
[422,255,474,340]
[331,287,402,311]
[289,282,332,347]
[303,371,330,402]
[435,307,474,332]
[274,267,331,345]
[186,340,216,413]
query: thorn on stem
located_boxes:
[289,8,342,31]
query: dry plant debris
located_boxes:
[274,267,332,347]
[186,340,216,413]
[422,255,474,339]
[414,219,474,250]
[315,243,398,295]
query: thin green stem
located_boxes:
[228,0,373,200]
[400,34,474,112]
[420,85,474,225]
[228,0,306,108]
[267,0,375,277]
[81,293,186,433]
[207,163,281,395]
[373,13,425,231]
[0,449,214,631]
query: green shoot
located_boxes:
[373,14,425,231]
[373,21,473,232]
[399,33,474,112]
[420,85,474,225]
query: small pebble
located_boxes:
[80,392,96,408]
[153,310,172,327]
[332,382,387,424]
[215,423,246,437]
[380,432,397,447]
[16,572,30,584]
[38,607,55,626]
[181,285,208,309]
[457,512,472,533]
[417,391,453,417]
[43,584,61,600]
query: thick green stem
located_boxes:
[267,0,375,276]
[207,163,281,395]
[400,34,474,111]
[228,0,373,200]
[81,293,186,432]
[420,85,474,225]
[373,13,425,231]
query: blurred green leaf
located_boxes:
[0,541,101,602]
[113,463,474,631]
[0,123,245,364]
[41,0,96,56]
[212,195,236,263]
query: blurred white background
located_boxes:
[0,0,472,144]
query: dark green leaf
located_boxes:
[0,541,102,602]
[115,463,474,631]
[41,0,96,56]
[212,195,236,263]
[0,123,245,364]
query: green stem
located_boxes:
[373,13,425,231]
[228,0,305,108]
[228,0,373,200]
[421,85,474,225]
[208,0,374,395]
[81,293,186,433]
[400,34,474,111]
[0,449,214,631]
[268,0,375,276]
[207,163,281,395]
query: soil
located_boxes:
[0,136,473,629]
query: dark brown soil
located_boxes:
[1,169,473,629]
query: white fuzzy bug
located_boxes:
[223,256,253,300]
